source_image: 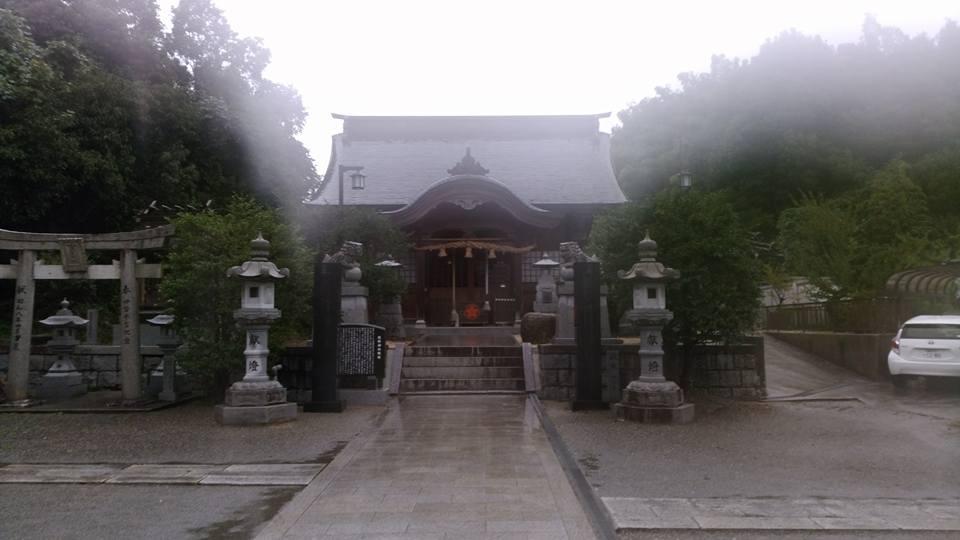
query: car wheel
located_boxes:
[891,375,908,389]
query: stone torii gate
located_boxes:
[0,226,174,405]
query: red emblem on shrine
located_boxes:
[463,303,481,321]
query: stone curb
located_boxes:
[0,462,324,486]
[529,394,617,540]
[604,497,960,532]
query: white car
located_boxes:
[888,315,960,387]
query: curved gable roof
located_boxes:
[308,114,626,207]
[382,174,561,229]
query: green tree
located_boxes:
[160,197,311,397]
[778,161,940,299]
[591,189,760,344]
[308,208,412,303]
[0,0,317,233]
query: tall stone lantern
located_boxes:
[36,299,88,400]
[613,233,695,424]
[215,233,298,425]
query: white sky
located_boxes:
[158,1,960,172]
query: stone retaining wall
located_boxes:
[0,345,164,390]
[536,336,766,402]
[765,330,893,380]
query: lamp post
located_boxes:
[375,255,405,339]
[37,299,88,400]
[338,165,365,205]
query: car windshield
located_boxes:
[901,324,960,340]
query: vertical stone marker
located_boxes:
[572,260,606,410]
[119,249,141,404]
[614,232,694,424]
[215,234,297,425]
[8,250,36,405]
[304,252,345,412]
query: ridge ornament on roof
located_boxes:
[447,148,489,176]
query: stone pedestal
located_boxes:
[215,402,298,425]
[614,378,695,423]
[376,298,405,339]
[553,280,575,345]
[35,364,85,401]
[216,380,298,424]
[341,284,369,324]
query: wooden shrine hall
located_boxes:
[306,113,626,326]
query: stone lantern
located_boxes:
[374,255,405,339]
[146,313,184,402]
[613,233,694,424]
[36,299,88,400]
[532,253,560,313]
[215,233,297,425]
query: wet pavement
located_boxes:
[258,394,596,539]
[548,335,960,535]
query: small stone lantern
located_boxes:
[36,299,88,400]
[215,233,297,425]
[613,233,694,424]
[375,255,405,339]
[532,253,560,313]
[146,313,183,402]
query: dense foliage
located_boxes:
[308,208,412,303]
[613,17,960,299]
[0,0,317,233]
[159,197,311,396]
[590,189,760,347]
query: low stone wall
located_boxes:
[684,338,766,400]
[766,330,893,380]
[536,337,766,402]
[0,345,164,390]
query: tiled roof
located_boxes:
[308,115,626,207]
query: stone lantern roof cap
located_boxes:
[39,299,89,327]
[533,253,560,268]
[617,233,680,282]
[227,233,290,280]
[146,313,175,326]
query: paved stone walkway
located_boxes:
[0,463,324,485]
[258,395,596,539]
[604,497,960,531]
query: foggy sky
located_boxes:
[157,1,960,172]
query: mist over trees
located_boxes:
[0,0,316,233]
[611,17,960,300]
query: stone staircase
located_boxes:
[399,345,526,394]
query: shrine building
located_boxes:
[306,113,626,326]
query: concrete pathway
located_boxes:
[604,497,960,531]
[0,463,324,485]
[258,395,596,539]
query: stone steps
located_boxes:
[399,378,525,393]
[401,366,524,379]
[399,343,526,395]
[402,356,522,368]
[405,346,520,357]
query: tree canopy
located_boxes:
[613,17,960,299]
[0,0,316,233]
